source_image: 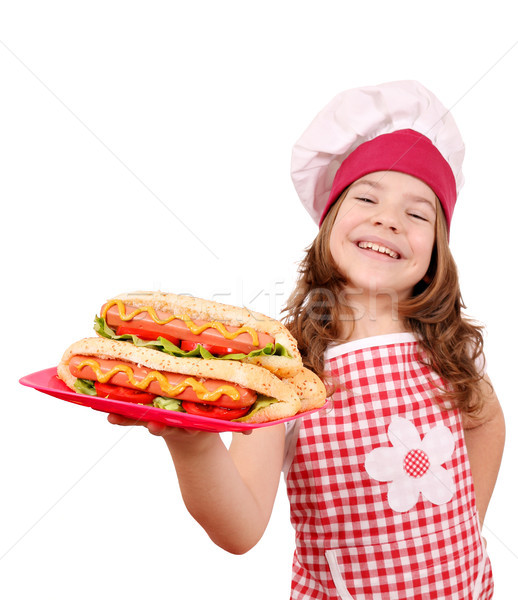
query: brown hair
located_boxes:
[282,191,487,415]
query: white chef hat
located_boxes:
[290,80,465,231]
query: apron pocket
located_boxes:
[324,518,489,600]
[325,549,355,600]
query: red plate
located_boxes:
[19,367,327,433]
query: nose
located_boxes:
[371,205,402,232]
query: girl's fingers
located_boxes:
[146,421,170,436]
[107,413,146,427]
[106,413,199,438]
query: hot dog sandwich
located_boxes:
[58,337,305,423]
[94,291,302,377]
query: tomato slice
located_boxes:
[94,382,156,404]
[180,340,237,356]
[116,325,180,346]
[182,401,250,421]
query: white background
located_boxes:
[1,1,517,598]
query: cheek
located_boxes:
[413,235,435,273]
[328,234,341,272]
[329,228,340,258]
[328,218,340,253]
[329,209,360,250]
[329,220,353,266]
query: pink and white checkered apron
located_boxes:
[284,333,493,599]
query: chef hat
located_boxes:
[291,80,465,231]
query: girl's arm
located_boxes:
[462,375,505,526]
[108,415,285,555]
[164,424,285,554]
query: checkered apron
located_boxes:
[284,334,493,599]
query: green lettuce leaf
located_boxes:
[154,394,280,421]
[153,397,186,412]
[232,396,279,422]
[94,316,292,360]
[74,378,97,396]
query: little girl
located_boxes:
[109,81,505,599]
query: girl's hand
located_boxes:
[106,412,204,438]
[107,412,253,437]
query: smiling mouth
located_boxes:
[357,241,401,259]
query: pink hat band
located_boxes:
[320,129,457,230]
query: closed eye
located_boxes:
[409,213,427,221]
[356,197,375,204]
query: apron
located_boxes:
[284,333,493,599]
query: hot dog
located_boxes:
[94,291,303,377]
[58,337,303,423]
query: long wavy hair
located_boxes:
[282,190,487,416]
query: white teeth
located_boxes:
[358,241,400,259]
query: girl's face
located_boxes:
[329,171,437,300]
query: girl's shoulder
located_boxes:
[324,332,419,361]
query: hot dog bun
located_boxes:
[58,337,302,423]
[282,368,327,413]
[98,291,302,377]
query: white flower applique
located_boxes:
[364,416,456,512]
